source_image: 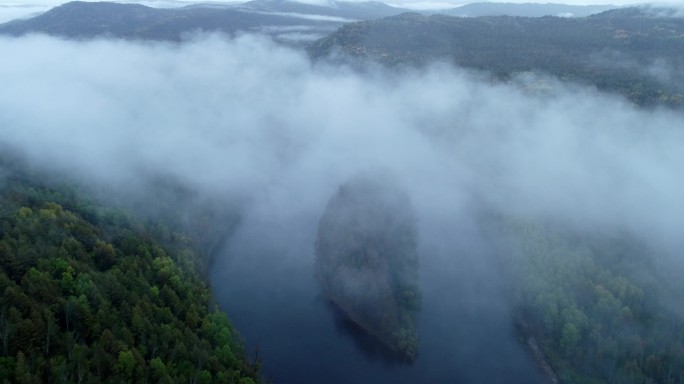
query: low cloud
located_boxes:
[1,31,682,256]
[1,33,683,379]
[253,10,355,22]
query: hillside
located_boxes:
[0,153,260,383]
[490,217,684,383]
[309,8,684,107]
[0,1,621,43]
[0,0,409,43]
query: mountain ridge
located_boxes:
[0,0,410,42]
[0,0,624,42]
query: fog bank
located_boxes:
[1,32,683,381]
[2,31,683,274]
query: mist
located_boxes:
[1,32,683,382]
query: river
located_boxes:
[210,206,545,384]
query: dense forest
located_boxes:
[491,217,684,383]
[0,152,260,383]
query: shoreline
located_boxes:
[515,313,561,384]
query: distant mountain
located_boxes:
[0,1,624,43]
[438,2,617,17]
[0,0,409,43]
[309,8,684,107]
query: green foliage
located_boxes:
[0,158,260,383]
[115,350,136,378]
[499,219,684,383]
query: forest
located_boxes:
[309,8,684,107]
[491,217,684,383]
[0,152,260,383]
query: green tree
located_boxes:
[116,350,136,379]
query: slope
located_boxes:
[0,153,260,383]
[491,217,684,383]
[0,0,410,43]
[309,8,684,107]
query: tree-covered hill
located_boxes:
[309,8,684,107]
[0,154,260,383]
[0,1,326,41]
[0,0,409,43]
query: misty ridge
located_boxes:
[1,7,684,382]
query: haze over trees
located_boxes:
[0,1,683,383]
[491,217,684,383]
[3,2,681,107]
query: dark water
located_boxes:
[210,211,545,384]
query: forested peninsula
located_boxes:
[0,153,260,383]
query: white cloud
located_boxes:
[252,10,355,22]
[0,32,682,278]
